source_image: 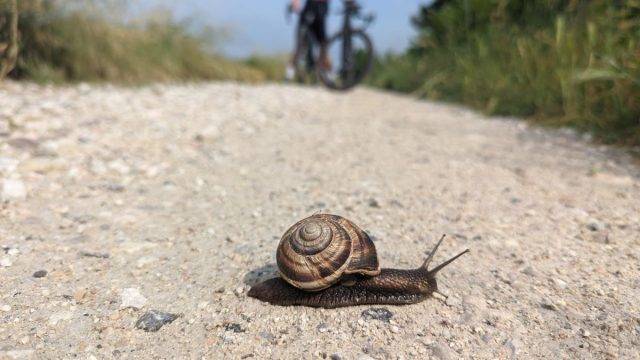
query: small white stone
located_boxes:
[136,256,157,269]
[553,278,568,290]
[120,288,147,309]
[0,258,12,267]
[0,157,19,173]
[89,159,107,174]
[197,301,209,310]
[200,124,220,139]
[390,325,400,334]
[317,323,329,333]
[0,349,35,359]
[48,311,73,326]
[0,304,11,312]
[108,159,130,175]
[7,248,19,256]
[1,178,27,200]
[234,286,244,296]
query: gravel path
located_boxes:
[0,82,639,359]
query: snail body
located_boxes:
[248,214,469,308]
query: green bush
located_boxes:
[369,0,640,146]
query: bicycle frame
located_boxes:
[340,1,369,82]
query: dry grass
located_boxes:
[8,0,265,84]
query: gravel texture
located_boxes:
[0,81,639,359]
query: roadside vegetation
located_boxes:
[1,0,265,83]
[369,0,640,146]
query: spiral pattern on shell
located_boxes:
[276,214,380,291]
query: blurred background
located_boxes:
[0,0,639,147]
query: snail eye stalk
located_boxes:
[421,234,447,269]
[427,249,470,276]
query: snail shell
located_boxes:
[276,214,380,291]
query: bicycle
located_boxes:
[288,0,375,91]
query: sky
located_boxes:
[135,0,433,58]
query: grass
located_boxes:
[243,54,287,82]
[368,1,640,146]
[7,0,265,84]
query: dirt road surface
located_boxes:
[1,82,639,359]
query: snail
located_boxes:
[248,214,469,308]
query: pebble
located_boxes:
[104,183,125,192]
[48,311,73,326]
[553,278,568,289]
[79,251,110,259]
[0,349,35,359]
[120,288,148,309]
[445,295,462,307]
[33,270,47,278]
[0,304,11,312]
[136,256,157,268]
[390,325,400,334]
[135,310,179,332]
[368,198,380,208]
[197,301,209,310]
[317,323,329,333]
[259,331,275,341]
[430,342,453,360]
[221,333,235,343]
[504,338,520,357]
[586,220,605,232]
[330,354,343,360]
[1,178,27,200]
[361,307,394,322]
[223,323,246,333]
[521,266,537,277]
[74,288,89,303]
[108,160,131,175]
[0,257,13,267]
[0,158,19,173]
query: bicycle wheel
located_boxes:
[318,30,374,91]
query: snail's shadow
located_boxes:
[242,263,279,287]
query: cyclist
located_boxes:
[286,0,331,79]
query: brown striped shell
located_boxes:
[276,214,380,291]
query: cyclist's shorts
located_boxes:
[299,0,329,43]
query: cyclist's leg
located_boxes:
[311,1,330,70]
